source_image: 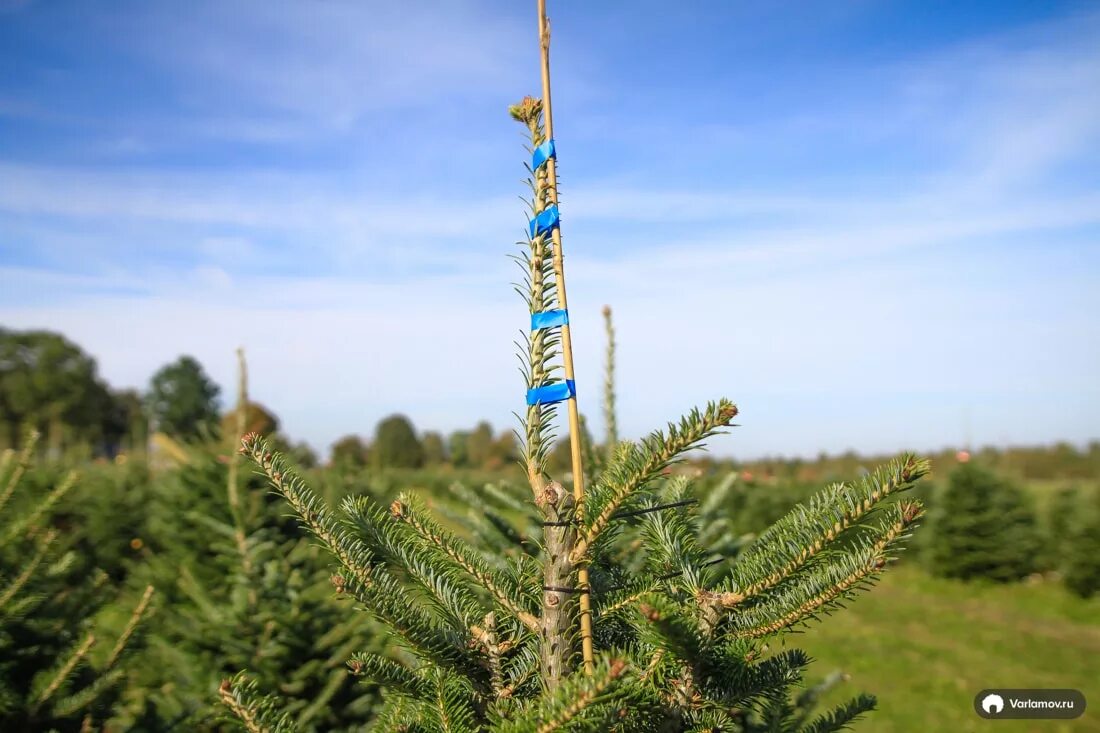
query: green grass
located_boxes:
[788,565,1100,732]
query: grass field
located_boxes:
[792,565,1099,732]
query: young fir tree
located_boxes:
[222,24,932,728]
[0,431,155,730]
[925,463,1042,583]
[1060,488,1100,599]
[124,351,379,730]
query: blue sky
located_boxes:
[1,0,1098,458]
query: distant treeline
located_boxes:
[2,327,1097,478]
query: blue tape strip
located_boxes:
[529,205,560,239]
[526,379,576,406]
[532,139,556,170]
[530,308,569,331]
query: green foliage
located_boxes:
[1061,488,1100,598]
[147,355,222,440]
[218,88,932,733]
[121,358,378,731]
[0,431,154,730]
[423,431,447,465]
[222,401,280,440]
[925,463,1043,582]
[330,435,369,469]
[0,328,122,454]
[373,414,425,469]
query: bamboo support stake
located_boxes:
[536,0,595,676]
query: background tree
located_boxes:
[371,414,424,469]
[925,463,1042,582]
[108,388,149,456]
[1061,488,1100,598]
[448,430,471,468]
[329,435,369,469]
[422,431,447,465]
[0,328,115,453]
[466,421,494,468]
[145,356,221,440]
[220,401,279,440]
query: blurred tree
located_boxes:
[371,414,423,469]
[465,421,494,468]
[487,429,518,469]
[1062,489,1100,598]
[330,435,369,469]
[926,463,1042,582]
[447,430,470,467]
[220,400,279,440]
[421,430,446,465]
[109,388,149,455]
[0,328,115,453]
[145,356,220,440]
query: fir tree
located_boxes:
[925,463,1041,583]
[1060,488,1100,599]
[0,430,154,730]
[222,6,930,730]
[126,351,379,730]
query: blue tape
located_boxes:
[531,308,569,331]
[526,379,576,406]
[532,139,556,170]
[529,205,560,239]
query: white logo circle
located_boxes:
[982,694,1005,714]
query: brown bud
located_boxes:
[348,658,364,674]
[718,403,740,424]
[390,500,406,520]
[331,573,346,593]
[609,658,627,677]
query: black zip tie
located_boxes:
[540,519,574,527]
[610,498,697,520]
[543,585,586,594]
[603,557,726,594]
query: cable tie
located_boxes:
[528,204,560,239]
[526,379,576,406]
[531,138,556,170]
[530,308,569,331]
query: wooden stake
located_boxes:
[536,0,595,676]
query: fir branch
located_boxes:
[728,502,921,639]
[573,400,738,564]
[347,652,428,697]
[103,584,155,671]
[0,429,37,515]
[390,493,540,632]
[718,455,929,607]
[243,436,480,676]
[241,435,373,590]
[493,656,630,733]
[427,670,478,733]
[1,469,77,547]
[32,632,96,712]
[342,494,486,633]
[800,694,877,733]
[218,673,297,733]
[0,527,56,610]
